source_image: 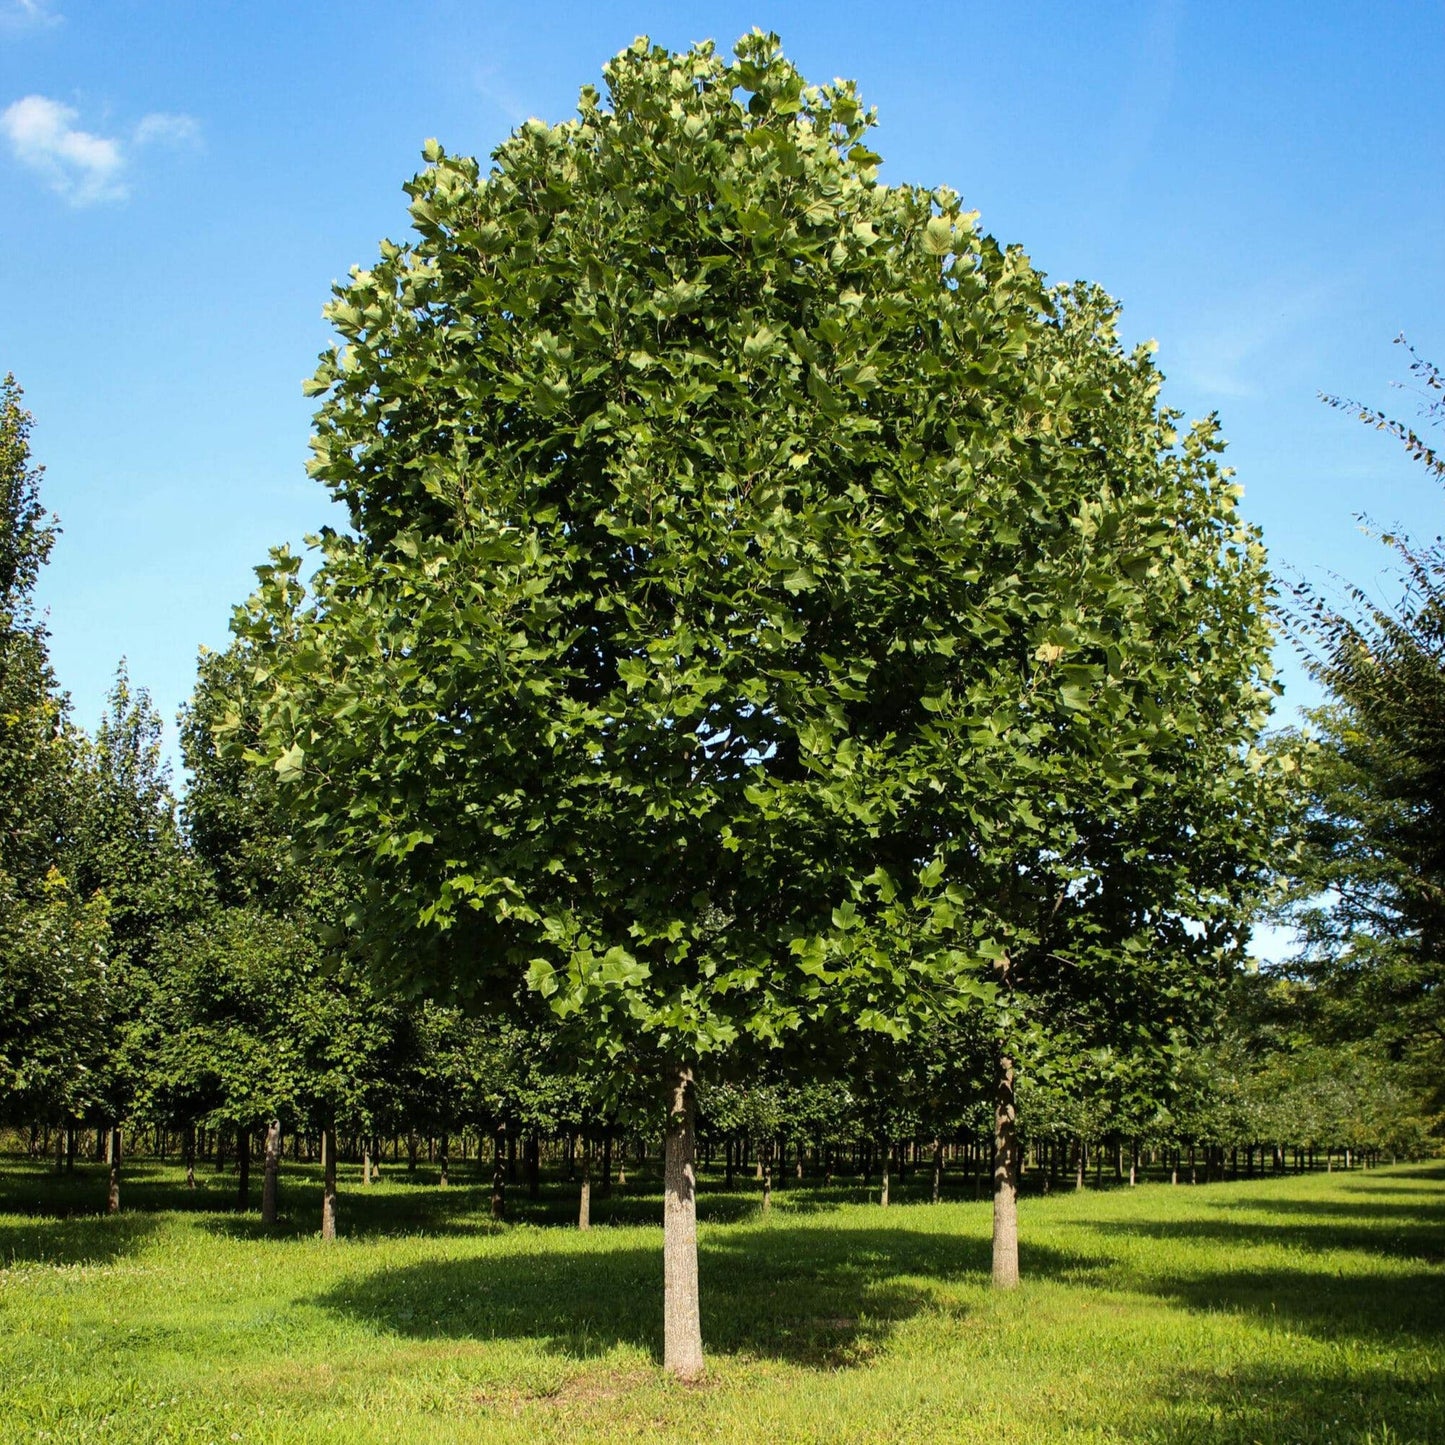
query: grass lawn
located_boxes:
[0,1154,1440,1444]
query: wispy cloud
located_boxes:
[0,0,63,34]
[1171,279,1337,400]
[473,64,533,127]
[133,110,201,149]
[1,94,199,205]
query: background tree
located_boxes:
[0,377,110,1148]
[1285,339,1444,1122]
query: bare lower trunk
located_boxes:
[321,1125,338,1242]
[663,1062,704,1381]
[579,1138,591,1231]
[107,1126,122,1214]
[762,1140,773,1215]
[992,1049,1019,1289]
[362,1142,372,1187]
[261,1119,282,1225]
[236,1127,251,1210]
[184,1123,196,1189]
[931,1135,943,1203]
[879,1140,890,1207]
[439,1132,450,1188]
[528,1131,542,1200]
[600,1129,612,1198]
[491,1125,506,1220]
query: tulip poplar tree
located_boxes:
[235,33,1278,1376]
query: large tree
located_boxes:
[235,33,1277,1374]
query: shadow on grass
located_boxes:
[1089,1209,1445,1269]
[312,1223,1106,1370]
[1118,1359,1445,1445]
[0,1211,160,1265]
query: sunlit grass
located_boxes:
[0,1154,1440,1443]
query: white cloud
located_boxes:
[1,94,200,206]
[133,111,200,149]
[2,94,125,203]
[0,0,63,34]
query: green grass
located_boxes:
[0,1155,1440,1444]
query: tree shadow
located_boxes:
[1114,1359,1444,1444]
[313,1222,1107,1369]
[1139,1256,1445,1346]
[1088,1212,1445,1269]
[0,1211,160,1266]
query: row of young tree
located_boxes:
[1,34,1438,1380]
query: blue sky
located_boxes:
[2,0,1442,768]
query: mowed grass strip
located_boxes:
[0,1159,1440,1444]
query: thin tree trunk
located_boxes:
[762,1140,773,1215]
[236,1127,251,1210]
[438,1132,450,1188]
[66,1123,76,1173]
[184,1123,196,1189]
[600,1129,612,1198]
[1075,1136,1086,1191]
[107,1126,121,1214]
[879,1139,890,1207]
[261,1119,282,1225]
[663,1062,704,1381]
[321,1124,338,1241]
[932,1135,943,1203]
[362,1140,372,1187]
[491,1124,506,1220]
[992,1046,1019,1289]
[579,1137,591,1231]
[527,1130,541,1200]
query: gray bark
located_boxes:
[321,1125,338,1242]
[663,1063,704,1380]
[992,1048,1019,1289]
[261,1119,282,1224]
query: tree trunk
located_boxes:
[362,1141,372,1187]
[932,1135,943,1203]
[992,1047,1019,1289]
[600,1129,612,1198]
[66,1123,76,1173]
[438,1132,450,1188]
[321,1125,338,1241]
[184,1123,196,1189]
[879,1140,890,1207]
[578,1137,591,1231]
[107,1126,121,1214]
[762,1140,773,1215]
[491,1125,506,1220]
[236,1127,251,1210]
[527,1130,541,1200]
[261,1119,282,1225]
[663,1062,704,1381]
[1075,1136,1086,1191]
